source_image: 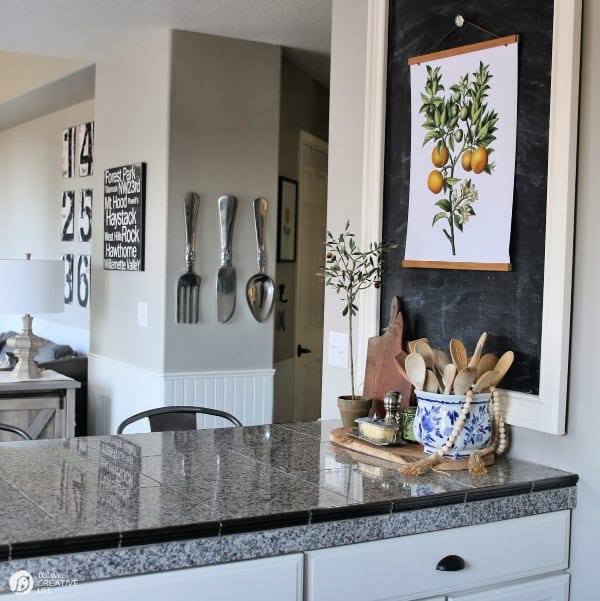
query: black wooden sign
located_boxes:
[103,163,146,271]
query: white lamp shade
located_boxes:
[0,259,64,314]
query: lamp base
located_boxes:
[8,314,45,379]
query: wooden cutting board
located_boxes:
[363,296,413,416]
[330,427,494,471]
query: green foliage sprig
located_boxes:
[317,221,397,399]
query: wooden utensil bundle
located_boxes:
[395,333,514,395]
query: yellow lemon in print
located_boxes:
[461,150,472,172]
[427,170,444,194]
[471,146,489,174]
[431,145,449,168]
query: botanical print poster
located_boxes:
[404,37,518,268]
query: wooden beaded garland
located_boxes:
[490,386,507,455]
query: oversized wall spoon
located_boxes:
[405,352,426,390]
[450,338,468,372]
[246,198,274,322]
[453,366,477,395]
[468,331,487,368]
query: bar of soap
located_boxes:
[356,418,401,444]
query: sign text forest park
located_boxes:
[103,164,145,271]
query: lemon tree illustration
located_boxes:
[420,61,499,255]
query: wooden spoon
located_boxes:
[468,332,487,368]
[424,368,439,393]
[442,363,457,394]
[488,351,515,388]
[450,338,468,372]
[477,353,498,378]
[453,366,477,395]
[472,370,499,393]
[405,352,427,390]
[393,352,411,382]
[432,348,451,375]
[408,338,429,353]
[414,340,434,370]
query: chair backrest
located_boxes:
[117,406,242,434]
[0,422,32,440]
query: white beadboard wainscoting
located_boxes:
[87,354,274,435]
[163,369,274,428]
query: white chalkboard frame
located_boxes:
[357,0,581,435]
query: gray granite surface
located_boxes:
[0,420,577,591]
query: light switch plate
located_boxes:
[137,302,148,327]
[328,331,349,369]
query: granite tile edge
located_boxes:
[0,487,576,589]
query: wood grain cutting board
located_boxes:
[363,296,413,416]
[329,427,494,471]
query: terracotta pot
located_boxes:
[337,395,372,428]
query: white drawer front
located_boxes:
[305,510,570,601]
[42,554,303,601]
[448,572,570,600]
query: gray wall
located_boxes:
[508,1,599,597]
[0,99,94,352]
[164,30,281,372]
[91,30,172,373]
[274,57,329,363]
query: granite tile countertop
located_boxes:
[0,420,577,590]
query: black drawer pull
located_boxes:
[436,554,466,571]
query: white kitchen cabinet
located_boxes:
[448,572,570,600]
[44,554,303,601]
[305,511,570,601]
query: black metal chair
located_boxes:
[0,422,32,440]
[116,406,242,434]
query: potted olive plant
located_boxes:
[318,221,396,427]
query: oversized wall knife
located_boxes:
[216,194,238,323]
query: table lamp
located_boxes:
[0,254,64,379]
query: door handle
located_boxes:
[297,344,312,357]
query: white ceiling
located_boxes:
[0,0,332,86]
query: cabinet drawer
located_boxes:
[305,510,570,601]
[448,572,570,600]
[41,554,303,601]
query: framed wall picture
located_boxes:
[77,254,91,308]
[79,188,92,242]
[62,254,74,305]
[61,191,75,241]
[77,121,94,177]
[277,176,298,262]
[103,163,146,271]
[62,126,76,178]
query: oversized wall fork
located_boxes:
[176,192,201,323]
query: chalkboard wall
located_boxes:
[381,0,554,394]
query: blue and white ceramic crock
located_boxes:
[413,390,492,458]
